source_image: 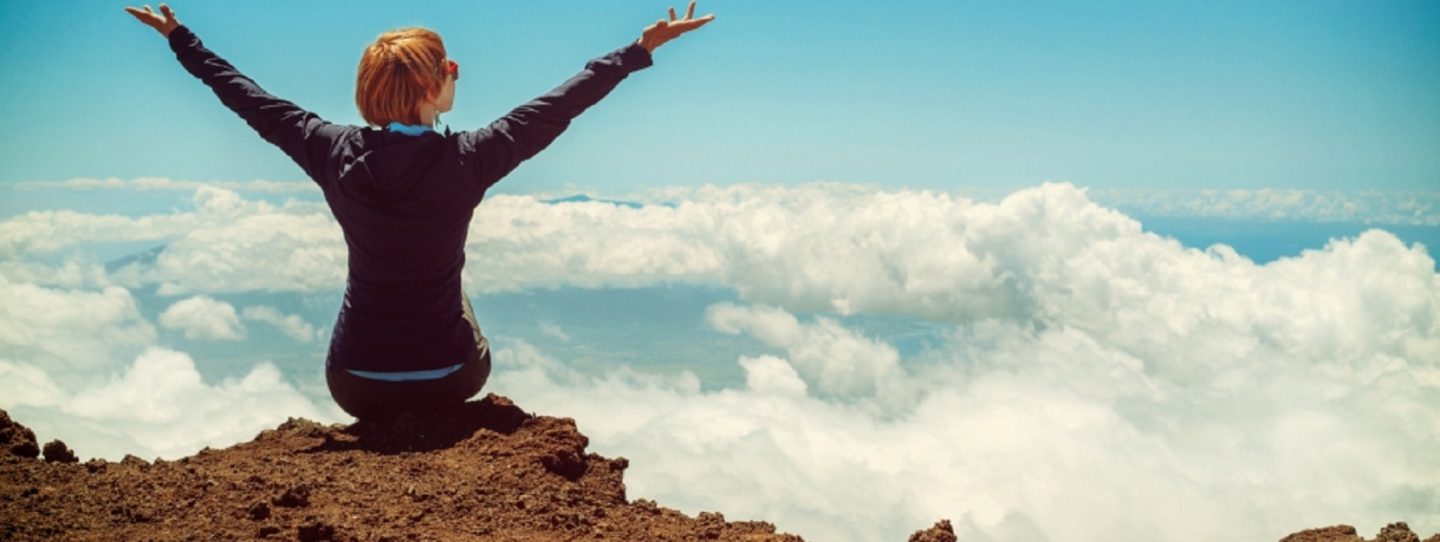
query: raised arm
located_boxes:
[457,42,653,192]
[458,1,716,195]
[125,4,351,186]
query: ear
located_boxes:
[424,82,444,103]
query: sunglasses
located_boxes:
[443,59,459,81]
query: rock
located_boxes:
[1281,524,1362,542]
[695,511,727,539]
[536,418,590,481]
[273,484,311,508]
[247,501,271,520]
[296,518,335,542]
[1375,522,1422,542]
[0,409,40,459]
[42,439,78,463]
[1279,523,1439,542]
[908,519,957,542]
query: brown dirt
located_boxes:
[1,409,39,459]
[906,519,957,542]
[1,397,1434,541]
[1280,523,1440,542]
[1,394,813,541]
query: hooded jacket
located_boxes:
[167,24,653,373]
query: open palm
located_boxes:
[640,0,717,53]
[123,3,181,38]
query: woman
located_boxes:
[124,3,716,421]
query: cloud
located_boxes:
[0,359,66,408]
[21,176,1436,226]
[538,320,571,342]
[149,200,345,296]
[737,355,807,397]
[0,256,112,289]
[0,275,155,381]
[9,181,1436,305]
[159,295,246,340]
[241,305,318,342]
[0,207,198,256]
[0,185,318,257]
[459,183,1154,324]
[0,278,340,461]
[491,301,1439,542]
[6,347,333,461]
[0,187,345,294]
[459,182,1438,541]
[707,302,903,401]
[3,180,1437,540]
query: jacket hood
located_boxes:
[337,129,448,198]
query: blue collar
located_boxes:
[387,121,435,136]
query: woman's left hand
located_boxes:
[638,0,716,54]
[124,3,181,38]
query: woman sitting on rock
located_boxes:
[123,2,715,421]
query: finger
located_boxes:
[124,6,156,24]
[668,6,677,21]
[160,3,174,20]
[676,12,715,26]
[686,0,696,20]
[675,17,712,32]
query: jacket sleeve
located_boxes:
[167,25,349,186]
[457,41,653,196]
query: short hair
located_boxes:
[356,27,447,127]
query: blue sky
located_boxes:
[1,0,1437,193]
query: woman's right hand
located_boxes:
[124,3,181,38]
[638,1,716,54]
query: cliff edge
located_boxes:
[1,398,1433,541]
[1,395,813,541]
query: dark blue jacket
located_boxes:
[167,24,653,372]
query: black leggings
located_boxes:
[325,293,492,421]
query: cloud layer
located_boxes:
[471,183,1437,540]
[1,180,1437,541]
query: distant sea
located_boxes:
[1136,216,1439,267]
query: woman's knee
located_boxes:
[460,349,492,400]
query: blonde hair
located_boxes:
[356,27,447,127]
